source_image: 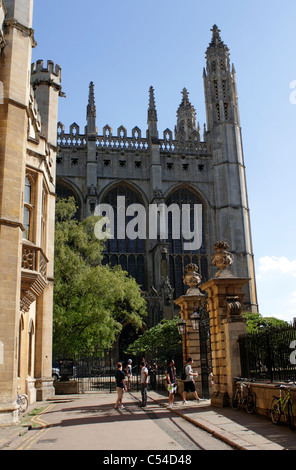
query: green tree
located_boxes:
[125,311,289,358]
[53,197,147,357]
[243,312,289,334]
[125,318,182,356]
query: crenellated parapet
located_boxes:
[31,60,63,93]
[31,59,63,145]
[57,121,209,155]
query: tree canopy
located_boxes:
[53,197,147,357]
[124,311,289,357]
[125,317,182,356]
[243,312,289,334]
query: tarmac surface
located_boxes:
[0,389,295,452]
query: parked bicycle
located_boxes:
[270,383,295,431]
[231,377,256,414]
[17,392,28,413]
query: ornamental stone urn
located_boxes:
[183,263,202,295]
[211,241,234,278]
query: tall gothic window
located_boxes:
[166,187,208,299]
[41,184,48,253]
[23,175,34,241]
[28,320,34,377]
[101,184,146,289]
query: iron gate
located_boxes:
[198,300,212,399]
[54,334,212,397]
[53,346,183,393]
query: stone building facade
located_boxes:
[57,25,257,334]
[56,25,258,335]
[0,0,62,424]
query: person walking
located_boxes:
[114,362,127,409]
[150,360,157,390]
[182,357,200,404]
[126,359,132,391]
[139,361,148,407]
[166,359,177,407]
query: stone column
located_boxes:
[200,242,248,407]
[174,264,205,396]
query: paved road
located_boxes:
[4,392,233,451]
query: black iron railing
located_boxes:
[239,324,296,382]
[53,346,183,393]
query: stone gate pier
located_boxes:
[175,242,249,406]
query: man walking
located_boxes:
[114,362,127,409]
[182,357,200,404]
[139,361,148,407]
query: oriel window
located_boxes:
[23,175,34,241]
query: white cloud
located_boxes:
[257,256,296,278]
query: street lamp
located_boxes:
[177,317,187,336]
[190,307,200,331]
[177,306,201,335]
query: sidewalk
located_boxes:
[147,391,294,451]
[0,390,295,451]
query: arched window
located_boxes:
[41,185,48,252]
[166,187,208,298]
[18,315,25,378]
[28,320,34,377]
[56,180,82,220]
[100,184,147,289]
[23,175,34,241]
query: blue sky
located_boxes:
[32,0,296,322]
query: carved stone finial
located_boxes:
[211,25,222,44]
[183,263,202,295]
[206,25,230,58]
[87,81,96,118]
[148,86,158,139]
[211,241,234,278]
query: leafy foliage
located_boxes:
[125,311,290,359]
[125,318,182,356]
[53,197,147,357]
[243,312,289,334]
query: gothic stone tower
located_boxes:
[203,25,257,311]
[56,26,258,333]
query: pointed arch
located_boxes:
[56,178,84,220]
[165,184,209,298]
[99,181,147,289]
[18,314,25,378]
[28,319,35,377]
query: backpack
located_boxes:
[181,367,187,381]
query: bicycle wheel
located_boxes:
[270,398,281,424]
[246,392,256,414]
[231,390,240,411]
[287,400,295,431]
[18,395,28,413]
